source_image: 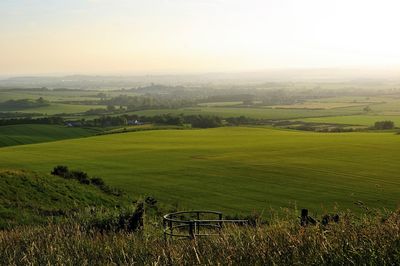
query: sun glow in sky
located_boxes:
[1,0,400,75]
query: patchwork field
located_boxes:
[0,127,398,214]
[271,102,368,110]
[300,115,400,127]
[0,124,98,147]
[131,106,364,120]
[5,103,107,115]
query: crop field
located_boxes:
[0,124,98,147]
[0,127,398,214]
[131,106,364,120]
[299,115,400,127]
[6,103,107,115]
[197,101,243,107]
[0,90,100,103]
[271,102,368,110]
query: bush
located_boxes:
[69,170,90,185]
[51,166,112,188]
[90,177,105,187]
[51,165,69,178]
[83,203,144,232]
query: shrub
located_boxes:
[83,203,144,232]
[90,177,105,187]
[51,165,69,178]
[68,170,90,184]
[51,166,122,193]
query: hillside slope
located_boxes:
[0,169,123,228]
[0,124,98,147]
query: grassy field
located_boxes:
[8,103,107,115]
[0,127,398,214]
[197,101,243,107]
[131,106,363,120]
[300,115,400,126]
[272,102,368,110]
[0,90,101,103]
[0,124,98,147]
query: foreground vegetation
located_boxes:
[1,207,399,265]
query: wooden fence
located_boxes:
[163,210,248,239]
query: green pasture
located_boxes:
[271,102,367,110]
[300,115,400,127]
[0,90,100,103]
[0,127,398,214]
[0,124,98,147]
[197,101,242,107]
[6,103,107,115]
[131,106,363,120]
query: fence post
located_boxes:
[169,220,173,239]
[189,221,195,239]
[163,218,167,241]
[196,212,200,234]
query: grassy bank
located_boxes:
[0,169,127,228]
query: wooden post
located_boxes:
[169,220,173,239]
[300,209,308,226]
[197,212,200,234]
[163,218,167,241]
[189,221,195,239]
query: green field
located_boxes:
[0,124,98,147]
[8,103,107,115]
[0,90,100,103]
[300,115,400,127]
[131,106,363,120]
[0,127,398,214]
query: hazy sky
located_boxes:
[1,0,400,75]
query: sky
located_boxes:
[1,0,400,76]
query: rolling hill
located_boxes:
[0,127,399,214]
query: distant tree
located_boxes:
[363,106,372,112]
[374,120,395,130]
[97,92,107,99]
[187,115,222,128]
[36,97,46,104]
[107,105,116,112]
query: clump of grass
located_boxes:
[1,208,399,265]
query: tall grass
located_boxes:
[1,209,399,265]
